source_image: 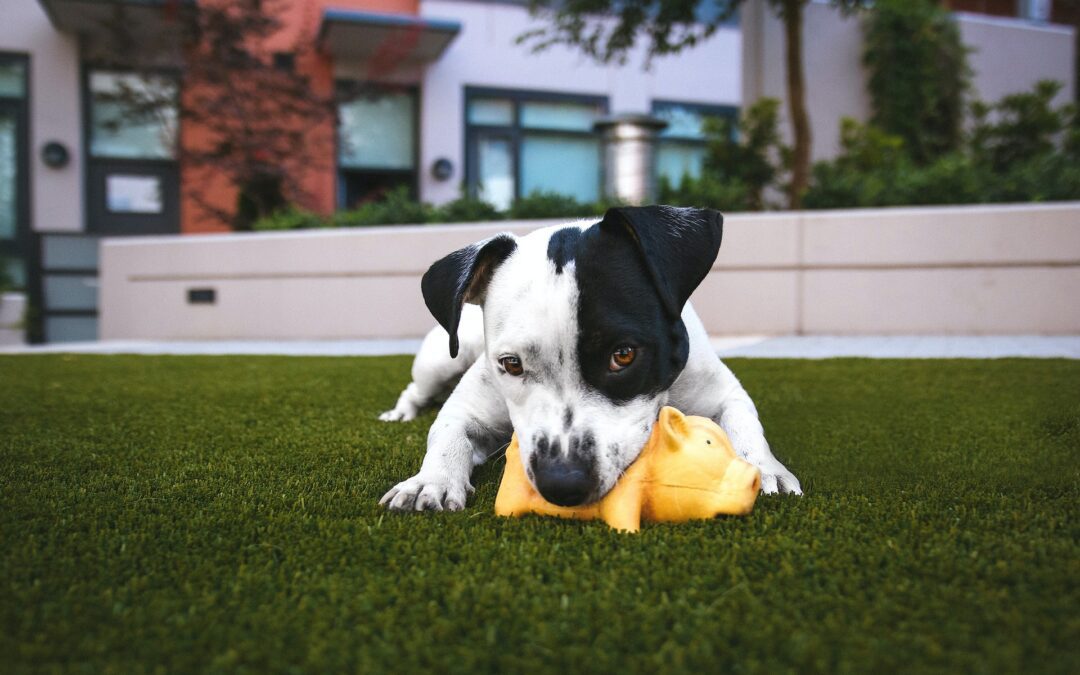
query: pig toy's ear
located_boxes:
[657,407,689,447]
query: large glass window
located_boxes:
[466,89,606,210]
[88,71,178,160]
[652,101,737,189]
[337,87,417,208]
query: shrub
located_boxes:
[251,207,326,231]
[863,0,969,164]
[970,80,1071,172]
[507,191,605,220]
[803,83,1080,210]
[431,194,503,223]
[331,186,436,227]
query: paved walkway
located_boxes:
[3,335,1080,358]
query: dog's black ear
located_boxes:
[599,206,723,318]
[421,233,517,358]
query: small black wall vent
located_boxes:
[187,288,216,305]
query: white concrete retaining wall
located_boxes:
[100,203,1080,340]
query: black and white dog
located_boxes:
[379,206,801,512]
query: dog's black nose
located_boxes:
[533,455,595,507]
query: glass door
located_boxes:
[0,98,28,291]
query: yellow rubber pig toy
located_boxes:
[494,406,761,533]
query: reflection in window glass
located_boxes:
[44,275,98,312]
[467,98,513,126]
[653,102,736,189]
[521,101,602,132]
[478,137,514,211]
[0,112,15,240]
[656,144,705,186]
[338,93,415,170]
[106,175,163,214]
[0,61,26,98]
[656,105,710,140]
[521,136,600,203]
[90,72,178,160]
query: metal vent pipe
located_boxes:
[594,114,668,205]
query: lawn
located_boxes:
[1,355,1078,674]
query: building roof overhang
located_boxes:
[319,8,462,65]
[39,0,194,35]
[38,0,195,61]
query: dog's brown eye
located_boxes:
[499,355,524,376]
[609,346,636,372]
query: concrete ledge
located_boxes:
[100,202,1080,340]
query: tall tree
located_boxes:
[521,0,866,209]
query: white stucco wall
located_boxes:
[0,0,83,233]
[417,0,742,204]
[742,0,1076,161]
[958,12,1075,107]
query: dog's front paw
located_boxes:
[378,408,410,422]
[758,460,802,496]
[379,473,471,512]
[378,404,418,422]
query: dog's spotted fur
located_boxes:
[379,207,801,512]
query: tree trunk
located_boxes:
[782,0,810,209]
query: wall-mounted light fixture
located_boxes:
[41,141,71,169]
[431,158,453,182]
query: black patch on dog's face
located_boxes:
[546,227,582,275]
[571,223,689,403]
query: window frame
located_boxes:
[334,82,420,209]
[81,65,181,235]
[464,86,609,206]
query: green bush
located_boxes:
[803,80,1080,209]
[331,186,436,227]
[250,207,326,231]
[507,191,607,220]
[970,80,1072,172]
[430,194,504,223]
[251,187,614,231]
[863,0,969,164]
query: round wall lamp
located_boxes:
[431,158,453,182]
[41,141,71,169]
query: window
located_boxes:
[466,88,607,210]
[337,87,417,208]
[88,71,178,160]
[84,69,180,234]
[652,101,737,189]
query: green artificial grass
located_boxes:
[1,355,1078,674]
